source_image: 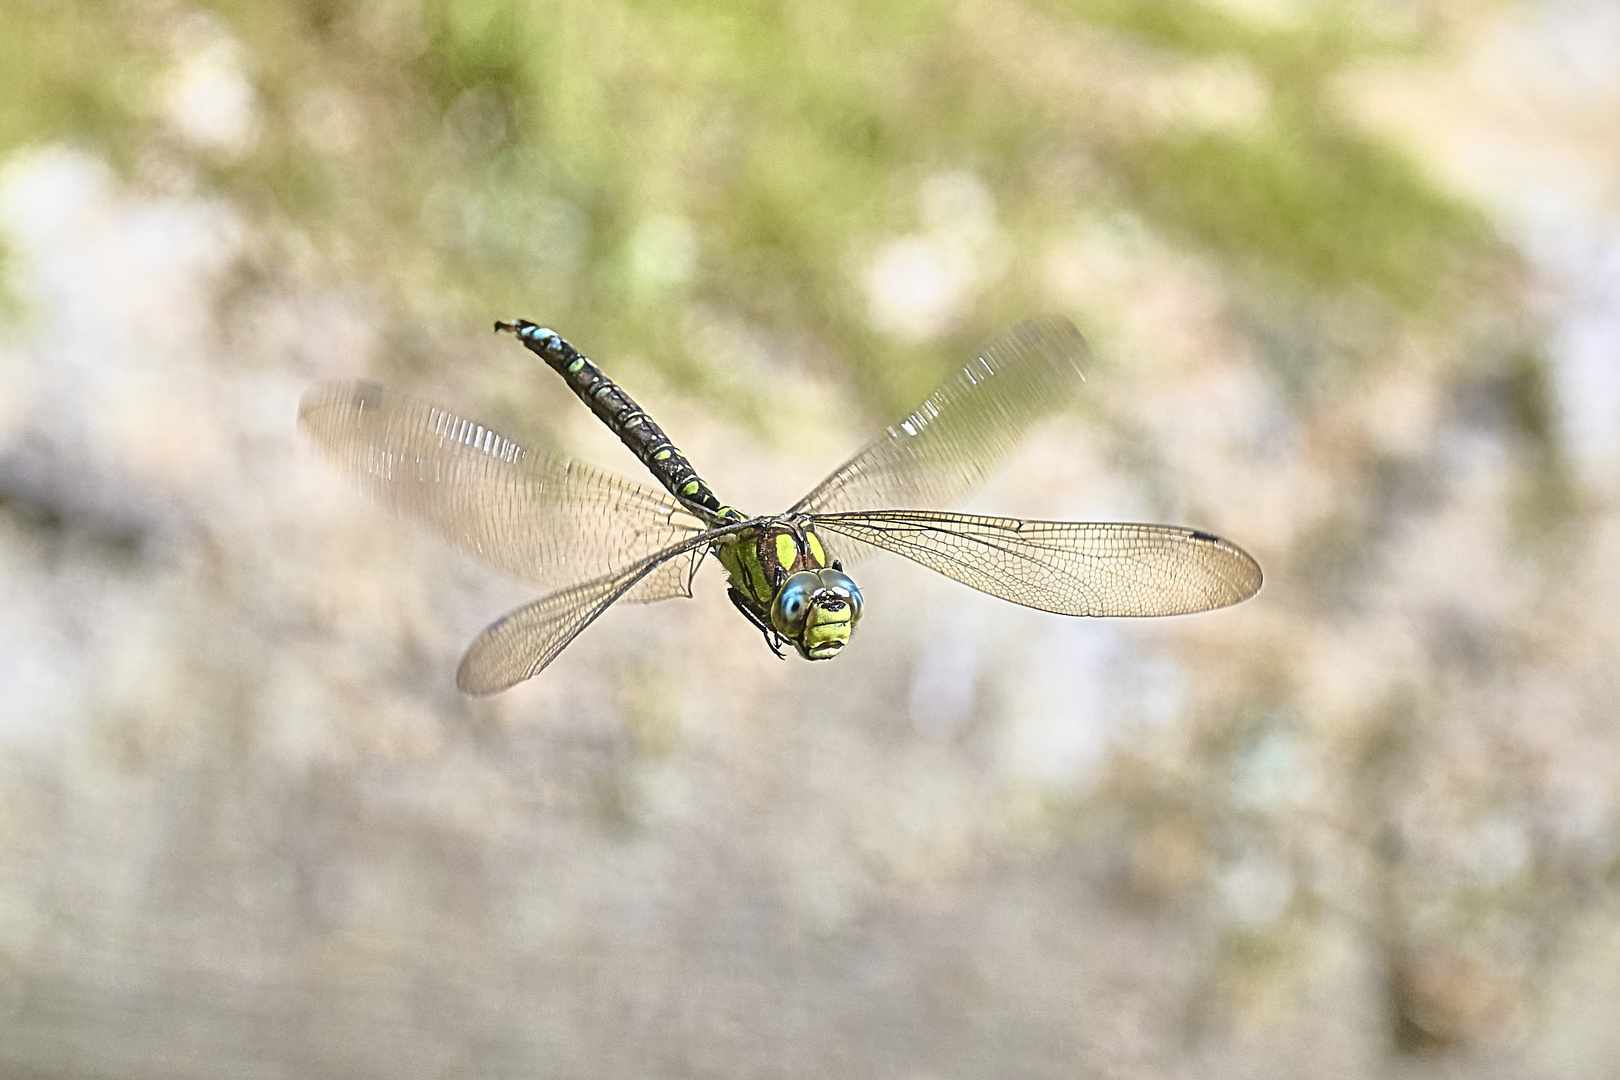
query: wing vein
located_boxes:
[815,511,1261,617]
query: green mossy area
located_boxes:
[1,0,1506,414]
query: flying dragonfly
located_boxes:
[299,317,1261,694]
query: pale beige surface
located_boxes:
[3,3,1620,1078]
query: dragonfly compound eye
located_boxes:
[771,571,821,635]
[816,569,862,624]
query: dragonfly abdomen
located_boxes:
[497,320,743,525]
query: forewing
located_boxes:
[814,511,1262,616]
[299,380,706,601]
[791,318,1088,517]
[456,530,729,694]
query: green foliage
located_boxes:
[0,0,1509,414]
[1117,117,1493,309]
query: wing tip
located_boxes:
[455,650,534,697]
[295,383,331,427]
[1000,315,1090,380]
[1190,528,1263,606]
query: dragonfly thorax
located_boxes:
[714,516,862,660]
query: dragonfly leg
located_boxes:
[728,586,786,659]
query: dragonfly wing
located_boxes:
[456,568,641,695]
[299,380,706,597]
[456,528,732,694]
[791,318,1089,518]
[814,511,1261,617]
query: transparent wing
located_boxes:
[791,318,1089,517]
[813,511,1262,616]
[456,528,735,695]
[299,380,707,603]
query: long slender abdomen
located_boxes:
[497,320,742,525]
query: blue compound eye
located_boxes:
[818,569,862,623]
[771,571,820,635]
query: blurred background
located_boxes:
[2,0,1619,1075]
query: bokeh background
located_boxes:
[3,0,1619,1076]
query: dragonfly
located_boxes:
[299,317,1261,694]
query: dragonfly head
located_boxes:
[771,568,863,660]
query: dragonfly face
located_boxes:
[771,568,863,659]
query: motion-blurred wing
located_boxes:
[299,380,706,602]
[456,530,730,694]
[791,318,1088,516]
[813,511,1262,616]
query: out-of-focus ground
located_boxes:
[2,1,1619,1077]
